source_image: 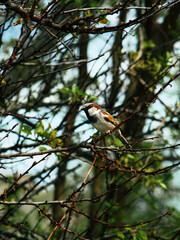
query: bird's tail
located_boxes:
[117,130,132,149]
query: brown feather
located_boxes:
[102,109,132,148]
[101,110,118,126]
[91,103,100,110]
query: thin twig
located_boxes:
[42,25,78,60]
[0,143,179,159]
[0,123,18,142]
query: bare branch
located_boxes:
[0,123,18,142]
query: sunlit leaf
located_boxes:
[117,232,125,239]
[85,9,92,17]
[137,230,148,240]
[50,129,57,139]
[99,16,108,24]
[50,138,63,148]
[57,87,72,94]
[35,124,44,135]
[1,79,6,85]
[20,125,32,135]
[114,138,123,147]
[39,147,47,151]
[158,182,168,190]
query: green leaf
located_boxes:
[124,227,132,231]
[48,122,51,131]
[136,224,148,230]
[87,95,99,101]
[1,79,6,85]
[114,138,123,147]
[50,129,57,139]
[58,152,64,162]
[50,138,63,148]
[153,153,163,161]
[85,9,92,17]
[35,124,44,135]
[57,87,72,94]
[158,182,168,190]
[20,125,32,135]
[98,16,108,24]
[133,235,137,240]
[72,85,78,93]
[41,131,50,139]
[137,230,148,240]
[39,147,47,151]
[92,132,100,139]
[72,33,78,38]
[72,85,86,96]
[117,232,125,239]
[126,153,135,160]
[143,40,155,49]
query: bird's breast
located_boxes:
[92,119,115,133]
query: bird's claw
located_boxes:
[106,130,111,135]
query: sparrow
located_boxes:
[81,103,132,149]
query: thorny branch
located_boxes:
[0,0,180,239]
[0,143,179,159]
[2,0,179,34]
[93,72,180,143]
[0,123,18,142]
[0,200,172,229]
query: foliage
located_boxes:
[0,0,180,239]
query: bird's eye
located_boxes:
[86,105,93,110]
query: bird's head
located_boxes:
[80,103,100,114]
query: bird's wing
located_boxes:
[102,110,132,148]
[101,110,118,126]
